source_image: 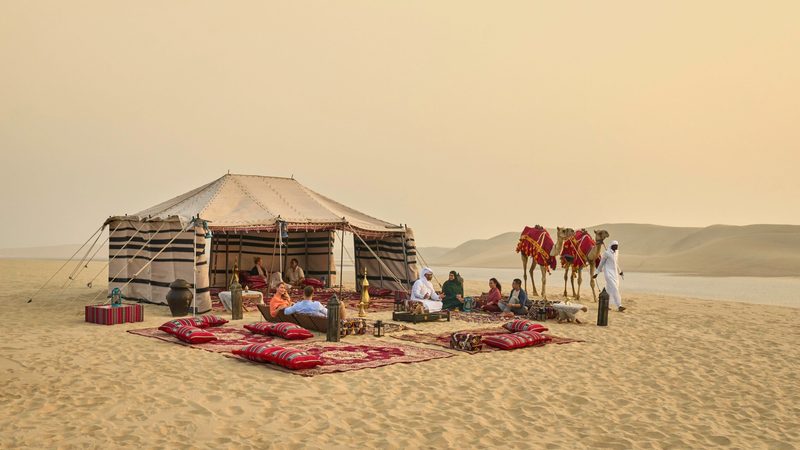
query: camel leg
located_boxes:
[589,264,598,303]
[576,268,583,301]
[529,264,538,297]
[570,269,577,298]
[563,267,569,297]
[521,254,529,293]
[540,265,548,300]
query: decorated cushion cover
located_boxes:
[450,332,482,352]
[199,315,229,327]
[173,326,218,344]
[232,344,286,363]
[267,322,314,340]
[483,331,550,350]
[243,322,273,335]
[265,347,323,370]
[159,318,205,334]
[502,319,549,333]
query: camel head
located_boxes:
[558,227,576,240]
[593,229,610,244]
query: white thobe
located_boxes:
[410,279,443,312]
[597,249,622,308]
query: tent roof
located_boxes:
[112,174,404,233]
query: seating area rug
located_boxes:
[448,311,511,324]
[391,327,583,354]
[226,342,453,377]
[127,326,450,377]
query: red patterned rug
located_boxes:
[448,311,510,324]
[392,327,583,354]
[226,342,452,376]
[128,325,447,376]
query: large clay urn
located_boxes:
[166,279,193,317]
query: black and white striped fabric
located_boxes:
[209,231,337,289]
[107,218,211,312]
[353,228,419,292]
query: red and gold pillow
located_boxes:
[483,331,550,350]
[267,322,314,340]
[265,347,323,370]
[232,344,286,363]
[173,326,218,344]
[502,319,548,333]
[199,315,228,327]
[243,322,273,335]
[159,318,204,334]
[517,330,551,346]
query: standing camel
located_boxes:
[560,229,609,302]
[517,226,572,300]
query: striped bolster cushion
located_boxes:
[159,318,205,334]
[268,322,314,340]
[502,319,548,333]
[198,315,229,327]
[173,326,218,344]
[265,347,323,370]
[243,322,272,335]
[483,331,550,350]
[233,344,287,363]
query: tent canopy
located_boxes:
[110,174,404,234]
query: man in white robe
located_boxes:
[595,240,626,312]
[410,267,443,312]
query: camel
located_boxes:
[519,226,573,300]
[561,229,609,302]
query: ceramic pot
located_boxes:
[166,279,193,317]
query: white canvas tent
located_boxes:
[104,174,419,312]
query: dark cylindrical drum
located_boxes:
[326,294,341,342]
[166,279,193,317]
[597,288,609,326]
[230,281,243,320]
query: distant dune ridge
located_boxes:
[420,224,800,277]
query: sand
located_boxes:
[1,259,798,449]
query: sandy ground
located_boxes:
[1,260,798,449]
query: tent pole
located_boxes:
[192,218,197,317]
[326,231,332,288]
[225,233,230,288]
[401,226,412,292]
[338,224,345,296]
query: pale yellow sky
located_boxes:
[1,1,798,248]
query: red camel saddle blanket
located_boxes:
[85,304,144,325]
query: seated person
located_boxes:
[554,303,588,324]
[498,278,528,315]
[286,258,305,285]
[268,271,285,290]
[250,256,268,280]
[441,270,465,311]
[268,282,293,317]
[480,278,503,312]
[284,286,328,317]
[410,267,443,312]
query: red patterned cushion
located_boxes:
[244,322,273,335]
[159,318,204,334]
[232,344,286,363]
[199,315,229,327]
[302,278,324,288]
[268,322,314,340]
[265,347,323,370]
[173,326,218,344]
[482,333,530,350]
[517,330,552,346]
[503,319,548,333]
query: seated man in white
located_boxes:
[410,267,443,312]
[283,286,328,317]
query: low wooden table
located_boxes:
[392,310,450,324]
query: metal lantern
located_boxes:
[326,294,341,342]
[202,220,213,239]
[373,320,384,337]
[110,288,122,307]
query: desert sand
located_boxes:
[1,259,798,449]
[425,223,800,277]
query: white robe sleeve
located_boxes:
[411,280,424,300]
[597,253,607,272]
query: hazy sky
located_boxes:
[1,1,798,249]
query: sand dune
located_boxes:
[421,223,800,277]
[1,259,798,449]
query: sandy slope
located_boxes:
[1,259,798,449]
[422,223,800,276]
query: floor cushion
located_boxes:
[159,318,204,334]
[450,332,482,352]
[233,344,286,363]
[199,315,229,327]
[516,330,552,346]
[173,326,218,344]
[243,322,272,335]
[483,331,549,350]
[264,347,323,370]
[268,322,314,340]
[502,319,548,333]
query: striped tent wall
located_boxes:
[209,231,337,289]
[353,228,419,292]
[107,219,211,312]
